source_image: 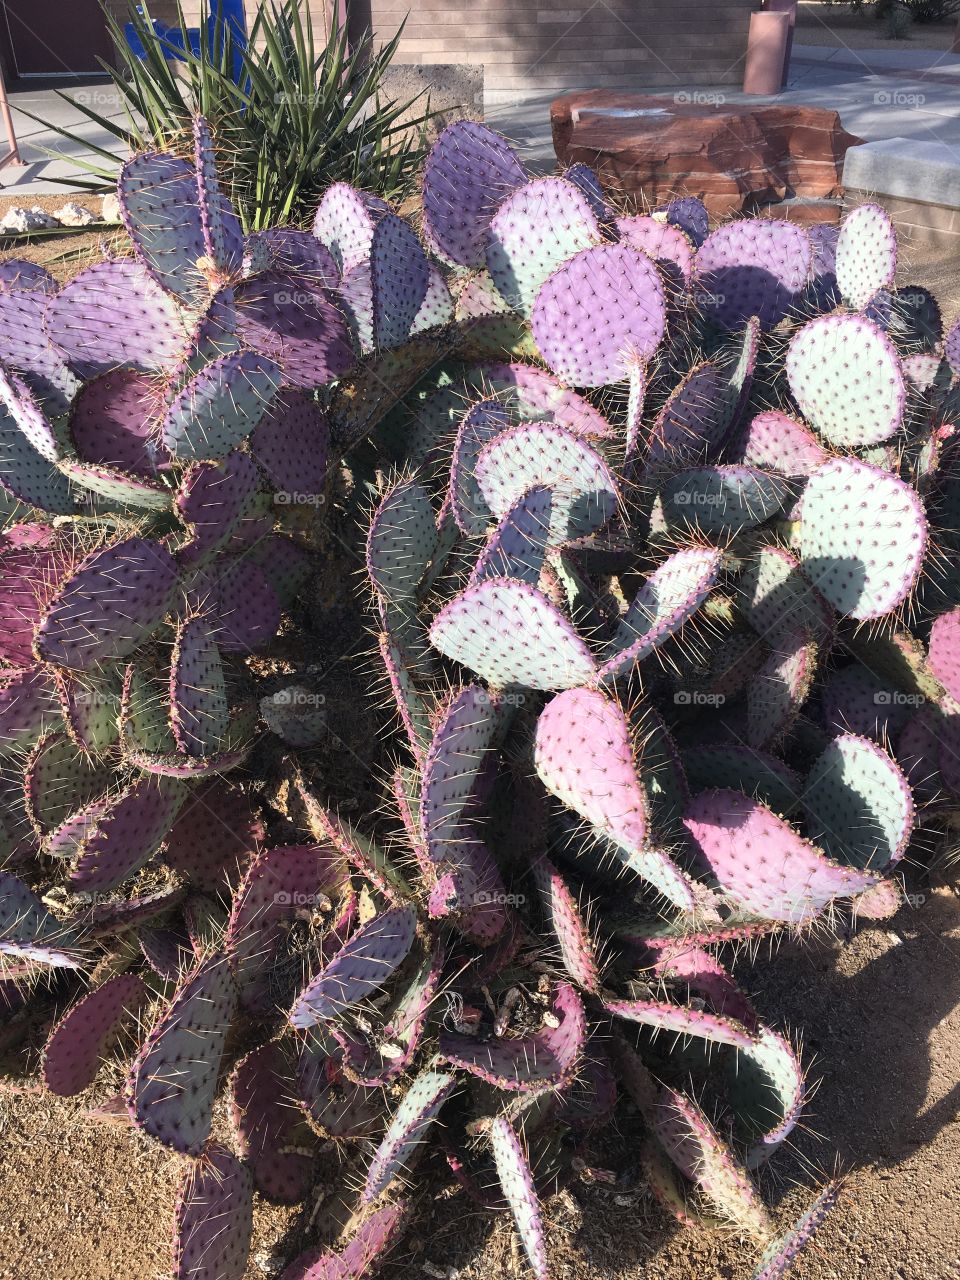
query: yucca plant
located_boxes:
[24,0,440,229]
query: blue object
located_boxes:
[124,2,246,81]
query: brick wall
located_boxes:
[355,0,755,102]
[106,2,755,100]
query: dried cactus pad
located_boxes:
[684,789,877,923]
[486,176,601,316]
[128,952,239,1155]
[173,1142,253,1280]
[532,243,666,387]
[802,733,913,870]
[786,314,905,448]
[835,202,897,310]
[451,978,582,1076]
[694,219,811,329]
[430,578,597,691]
[601,547,722,680]
[288,905,417,1027]
[490,1116,550,1280]
[36,537,179,670]
[42,973,148,1096]
[422,122,526,267]
[475,423,620,546]
[799,457,926,620]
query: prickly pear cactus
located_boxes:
[3,114,945,1280]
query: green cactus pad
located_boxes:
[475,423,620,546]
[364,1069,457,1201]
[660,466,790,538]
[739,544,833,648]
[450,399,510,536]
[468,486,552,587]
[487,176,601,317]
[24,732,113,835]
[430,577,597,690]
[490,1116,550,1280]
[162,350,282,461]
[531,243,666,388]
[746,632,818,750]
[683,745,802,816]
[799,457,926,620]
[786,313,905,448]
[366,478,438,608]
[802,732,914,870]
[128,952,239,1155]
[835,202,897,310]
[601,547,722,680]
[752,1182,840,1280]
[726,1027,805,1169]
[653,1088,772,1239]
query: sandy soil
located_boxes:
[1,888,958,1280]
[796,1,958,50]
[1,205,959,1280]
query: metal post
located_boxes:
[0,58,22,170]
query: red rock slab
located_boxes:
[551,90,863,220]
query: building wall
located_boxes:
[106,2,755,100]
[354,0,754,101]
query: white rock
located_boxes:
[101,193,121,223]
[53,201,97,227]
[0,205,59,233]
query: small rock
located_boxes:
[0,205,59,233]
[53,201,97,227]
[101,193,121,223]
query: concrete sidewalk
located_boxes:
[5,42,960,195]
[1,79,128,199]
[487,42,960,171]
